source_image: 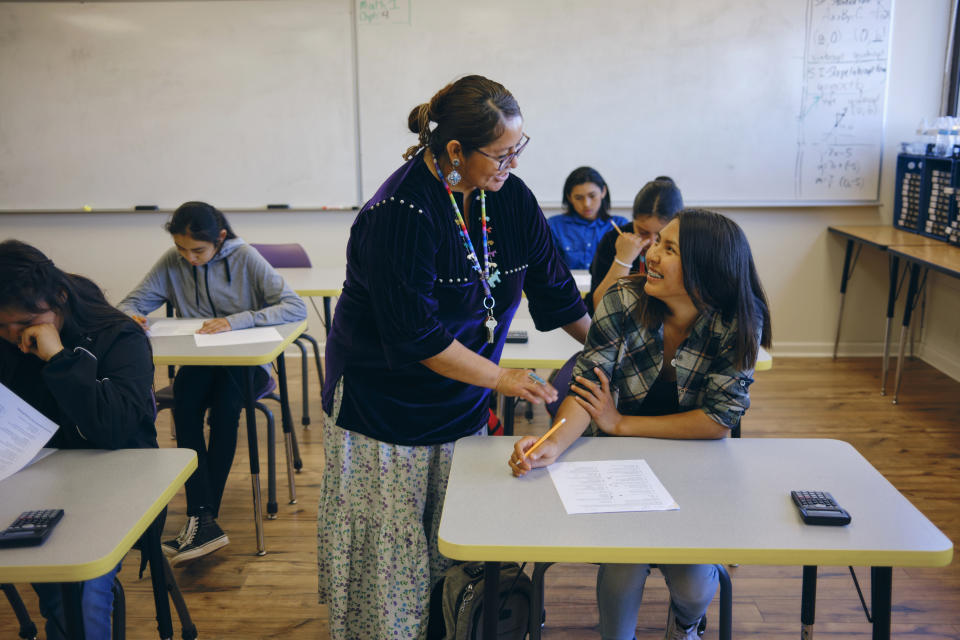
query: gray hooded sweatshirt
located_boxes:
[118,237,307,328]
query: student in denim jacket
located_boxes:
[511,209,772,640]
[547,167,629,271]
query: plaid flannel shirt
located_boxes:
[573,278,756,430]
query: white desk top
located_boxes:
[438,437,952,567]
[149,320,307,366]
[276,267,346,297]
[0,448,197,582]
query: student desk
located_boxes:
[149,319,307,555]
[276,267,346,336]
[827,225,942,394]
[438,436,952,640]
[0,448,197,640]
[885,243,960,403]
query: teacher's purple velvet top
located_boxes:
[321,153,586,445]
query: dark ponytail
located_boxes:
[164,201,237,244]
[403,75,521,160]
[0,239,140,335]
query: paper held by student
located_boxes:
[0,381,59,483]
[547,459,679,515]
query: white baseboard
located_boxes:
[768,341,887,358]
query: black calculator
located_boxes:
[791,491,851,526]
[505,330,528,343]
[0,509,65,547]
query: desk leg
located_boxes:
[833,239,855,359]
[880,255,900,395]
[277,353,299,504]
[61,583,86,640]
[144,517,174,640]
[244,368,266,555]
[800,565,817,640]
[323,296,332,337]
[871,567,892,640]
[483,562,500,640]
[893,264,922,405]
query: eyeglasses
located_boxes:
[474,133,531,171]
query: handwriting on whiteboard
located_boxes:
[796,0,891,199]
[357,0,410,26]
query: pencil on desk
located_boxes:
[610,220,623,236]
[522,418,566,460]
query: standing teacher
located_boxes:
[318,75,590,639]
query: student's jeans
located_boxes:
[32,562,121,640]
[173,365,269,518]
[596,563,718,640]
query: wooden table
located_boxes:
[0,448,197,639]
[150,320,306,555]
[827,225,942,395]
[439,436,953,640]
[885,243,960,403]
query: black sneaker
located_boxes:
[162,515,199,557]
[168,514,229,566]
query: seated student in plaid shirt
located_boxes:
[510,209,772,640]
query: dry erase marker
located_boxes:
[522,418,566,460]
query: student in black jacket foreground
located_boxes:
[0,239,157,640]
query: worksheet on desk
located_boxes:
[193,326,283,347]
[548,459,679,514]
[0,382,59,483]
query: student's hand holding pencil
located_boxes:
[614,233,652,269]
[509,418,566,477]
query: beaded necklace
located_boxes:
[433,155,501,343]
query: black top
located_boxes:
[322,153,587,445]
[0,320,157,450]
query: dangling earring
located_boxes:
[446,159,462,186]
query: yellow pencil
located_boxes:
[522,418,566,459]
[610,220,623,236]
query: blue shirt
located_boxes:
[547,212,629,270]
[322,154,587,446]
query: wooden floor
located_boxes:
[2,356,958,639]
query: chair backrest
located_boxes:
[249,243,312,268]
[545,353,580,418]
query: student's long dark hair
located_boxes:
[561,166,613,221]
[633,176,683,223]
[404,75,522,160]
[637,209,771,369]
[164,201,237,244]
[0,239,141,336]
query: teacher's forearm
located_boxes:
[420,339,502,389]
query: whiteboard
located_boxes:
[356,0,893,206]
[0,0,892,211]
[0,1,357,211]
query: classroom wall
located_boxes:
[2,1,957,381]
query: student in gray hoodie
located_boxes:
[118,201,307,565]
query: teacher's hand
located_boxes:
[18,323,64,361]
[495,368,558,406]
[570,367,622,435]
[197,318,232,334]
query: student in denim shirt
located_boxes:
[511,209,772,640]
[547,167,629,271]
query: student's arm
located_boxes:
[591,233,650,310]
[224,248,308,329]
[570,367,728,439]
[41,326,155,449]
[116,251,176,318]
[510,394,592,476]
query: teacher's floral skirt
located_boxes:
[318,380,456,640]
